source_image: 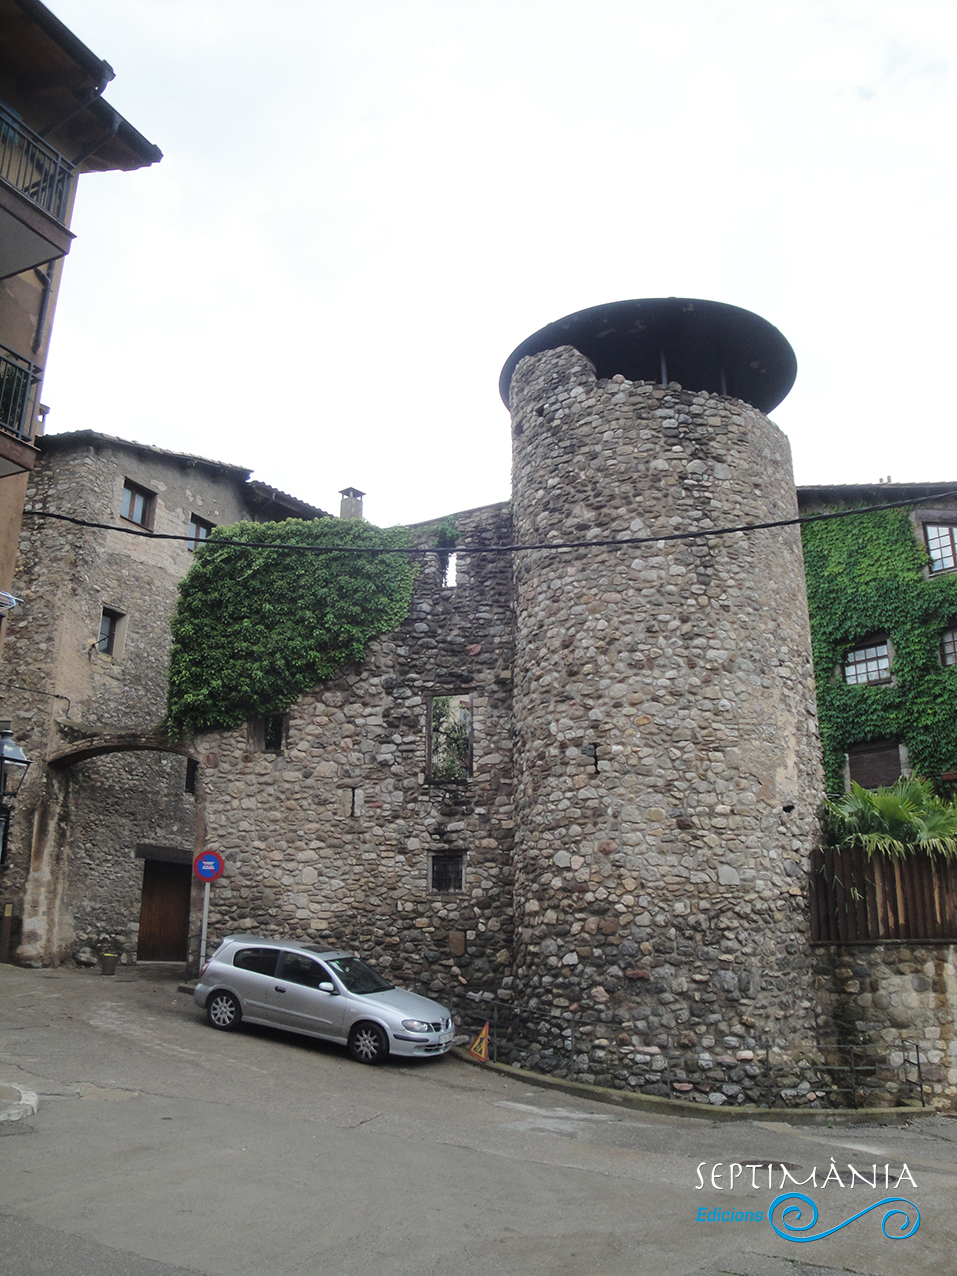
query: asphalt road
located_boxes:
[1,962,956,1276]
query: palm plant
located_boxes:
[824,776,957,861]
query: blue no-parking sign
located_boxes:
[193,851,225,882]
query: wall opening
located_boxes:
[428,693,472,783]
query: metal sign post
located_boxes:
[199,881,211,970]
[193,851,225,969]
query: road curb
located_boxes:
[0,1083,39,1124]
[450,1048,934,1125]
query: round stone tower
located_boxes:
[502,298,826,1089]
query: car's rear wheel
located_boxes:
[206,991,242,1031]
[349,1021,389,1064]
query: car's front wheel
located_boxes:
[206,991,242,1031]
[349,1021,389,1064]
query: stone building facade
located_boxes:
[198,502,517,992]
[3,298,956,1108]
[798,481,957,1106]
[1,430,325,964]
[179,314,843,1104]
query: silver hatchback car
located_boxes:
[194,936,454,1064]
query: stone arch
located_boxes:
[47,733,199,768]
[19,734,206,967]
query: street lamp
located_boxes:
[0,720,30,865]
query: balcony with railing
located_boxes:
[0,104,75,280]
[0,105,72,221]
[0,341,42,476]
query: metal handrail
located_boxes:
[0,104,73,224]
[0,340,42,442]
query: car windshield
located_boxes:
[326,956,394,994]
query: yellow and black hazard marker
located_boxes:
[467,1022,489,1060]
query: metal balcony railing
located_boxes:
[0,104,73,225]
[0,342,42,443]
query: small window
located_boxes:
[185,758,199,793]
[248,713,286,753]
[263,714,284,752]
[188,515,214,551]
[925,524,957,573]
[429,693,472,782]
[120,480,154,528]
[843,639,891,685]
[942,629,957,667]
[430,851,465,892]
[97,607,124,656]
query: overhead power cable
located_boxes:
[21,489,957,556]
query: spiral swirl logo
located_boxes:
[769,1192,920,1242]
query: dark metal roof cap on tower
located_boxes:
[499,297,797,415]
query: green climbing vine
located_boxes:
[164,517,416,738]
[802,507,957,793]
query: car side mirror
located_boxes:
[318,981,336,994]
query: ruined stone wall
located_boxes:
[814,943,957,1108]
[505,346,827,1099]
[197,503,515,995]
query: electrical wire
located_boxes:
[21,489,957,556]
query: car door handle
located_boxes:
[274,986,286,993]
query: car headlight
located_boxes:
[401,1019,433,1033]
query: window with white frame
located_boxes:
[843,639,891,685]
[942,628,957,667]
[925,524,957,573]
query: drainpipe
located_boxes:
[32,264,55,355]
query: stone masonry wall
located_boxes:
[7,436,260,736]
[57,752,196,959]
[5,420,952,1109]
[814,943,957,1108]
[3,436,264,963]
[505,345,828,1102]
[196,504,515,996]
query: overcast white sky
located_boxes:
[39,0,957,528]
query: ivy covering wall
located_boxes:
[165,518,416,737]
[802,507,957,792]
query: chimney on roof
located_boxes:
[339,487,365,520]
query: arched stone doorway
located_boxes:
[19,734,203,967]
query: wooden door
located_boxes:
[138,859,191,961]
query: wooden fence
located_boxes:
[811,845,957,943]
